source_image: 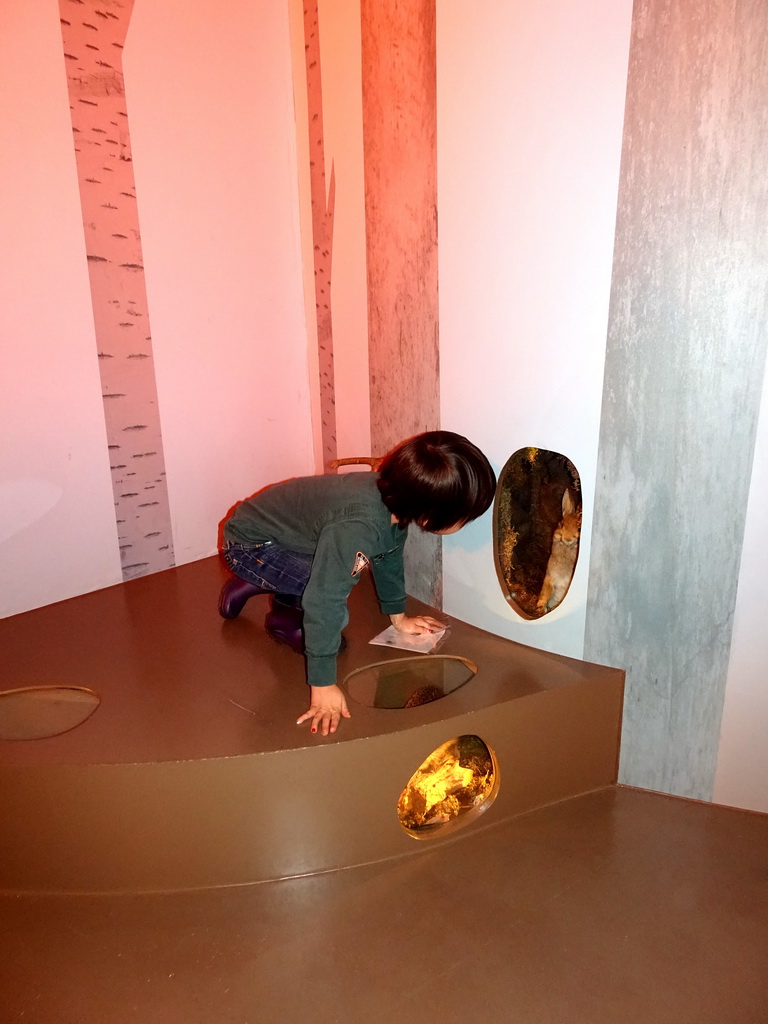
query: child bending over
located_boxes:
[218,430,496,737]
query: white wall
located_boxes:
[714,371,768,813]
[437,0,634,658]
[126,0,314,563]
[0,1,122,617]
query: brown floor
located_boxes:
[1,558,767,1022]
[1,786,766,1024]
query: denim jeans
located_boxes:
[222,541,313,598]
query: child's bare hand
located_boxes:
[390,613,446,634]
[296,684,351,737]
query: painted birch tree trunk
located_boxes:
[361,0,441,606]
[60,0,174,579]
[303,1,338,469]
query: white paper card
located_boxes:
[368,625,447,654]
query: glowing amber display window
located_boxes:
[0,687,100,740]
[398,735,498,839]
[343,655,476,709]
[494,447,582,619]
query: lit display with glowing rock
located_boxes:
[494,447,582,618]
[398,735,497,838]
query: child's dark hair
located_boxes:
[376,431,497,531]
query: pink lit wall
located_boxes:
[1,0,314,616]
[1,0,122,616]
[124,0,314,564]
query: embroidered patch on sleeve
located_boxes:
[351,551,370,577]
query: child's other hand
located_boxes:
[296,684,352,737]
[390,613,446,634]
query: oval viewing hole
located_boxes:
[0,687,100,741]
[398,735,498,839]
[494,447,582,619]
[343,655,476,709]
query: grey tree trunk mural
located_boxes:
[60,0,174,579]
[585,0,768,799]
[361,0,441,606]
[303,1,338,470]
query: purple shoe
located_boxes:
[265,596,305,654]
[218,577,270,619]
[264,596,346,655]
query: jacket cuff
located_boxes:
[307,654,337,687]
[380,598,407,615]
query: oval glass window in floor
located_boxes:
[0,686,100,740]
[343,655,477,709]
[398,734,498,839]
[494,447,582,619]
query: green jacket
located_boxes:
[223,472,408,686]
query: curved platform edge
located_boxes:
[0,677,623,893]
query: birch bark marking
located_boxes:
[361,0,441,606]
[60,0,174,579]
[303,2,338,469]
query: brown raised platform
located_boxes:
[0,556,623,892]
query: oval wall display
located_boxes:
[0,686,100,741]
[397,734,498,839]
[343,655,477,709]
[494,447,582,619]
